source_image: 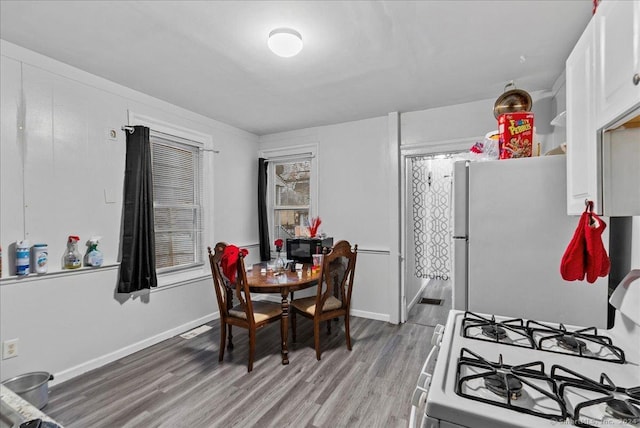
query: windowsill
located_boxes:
[154,264,210,292]
[0,263,211,290]
[0,263,120,286]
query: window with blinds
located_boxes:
[150,133,203,271]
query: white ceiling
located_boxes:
[0,0,592,136]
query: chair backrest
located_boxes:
[235,251,257,325]
[208,242,230,319]
[208,243,256,324]
[318,240,358,311]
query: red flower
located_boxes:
[308,217,322,238]
[274,239,284,250]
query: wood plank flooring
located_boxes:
[407,279,452,328]
[46,284,451,428]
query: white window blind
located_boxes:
[150,133,203,271]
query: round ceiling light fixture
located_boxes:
[268,28,303,58]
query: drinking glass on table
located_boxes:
[312,254,323,268]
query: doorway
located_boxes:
[400,143,470,323]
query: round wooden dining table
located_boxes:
[246,263,320,365]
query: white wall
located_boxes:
[401,89,555,151]
[256,92,561,323]
[0,41,259,383]
[259,117,398,322]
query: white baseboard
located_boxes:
[350,309,390,322]
[407,282,429,314]
[51,312,219,386]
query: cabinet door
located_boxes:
[596,0,640,128]
[566,19,600,215]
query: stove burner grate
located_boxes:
[526,320,626,364]
[462,312,535,348]
[455,348,566,422]
[552,366,640,427]
[627,387,640,401]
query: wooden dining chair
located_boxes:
[290,240,358,360]
[207,242,282,372]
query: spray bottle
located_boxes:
[16,240,30,276]
[63,235,82,269]
[85,236,104,267]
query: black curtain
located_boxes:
[118,125,158,293]
[258,158,270,261]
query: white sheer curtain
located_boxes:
[410,156,455,280]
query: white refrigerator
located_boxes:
[452,155,609,328]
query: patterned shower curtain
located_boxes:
[410,156,454,280]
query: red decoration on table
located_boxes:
[221,245,248,284]
[308,217,322,238]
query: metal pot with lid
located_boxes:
[493,81,532,119]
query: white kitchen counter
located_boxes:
[0,385,63,427]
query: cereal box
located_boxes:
[498,112,534,159]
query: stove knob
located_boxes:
[431,324,445,346]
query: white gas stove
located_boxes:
[411,270,640,428]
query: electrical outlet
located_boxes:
[2,338,19,359]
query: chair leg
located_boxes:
[219,322,226,362]
[345,314,352,351]
[248,330,256,372]
[291,310,297,343]
[227,324,234,350]
[314,319,322,361]
[226,288,234,350]
[326,319,331,335]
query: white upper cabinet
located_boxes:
[566,19,599,215]
[596,0,640,128]
[566,0,640,216]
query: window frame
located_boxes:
[273,158,311,240]
[128,111,215,286]
[260,144,318,258]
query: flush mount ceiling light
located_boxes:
[268,28,303,58]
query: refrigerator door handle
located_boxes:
[452,236,468,240]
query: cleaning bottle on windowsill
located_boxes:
[85,236,104,267]
[63,235,82,269]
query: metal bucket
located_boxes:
[1,372,54,409]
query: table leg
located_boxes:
[281,289,290,365]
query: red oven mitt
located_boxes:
[585,213,610,283]
[560,211,587,281]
